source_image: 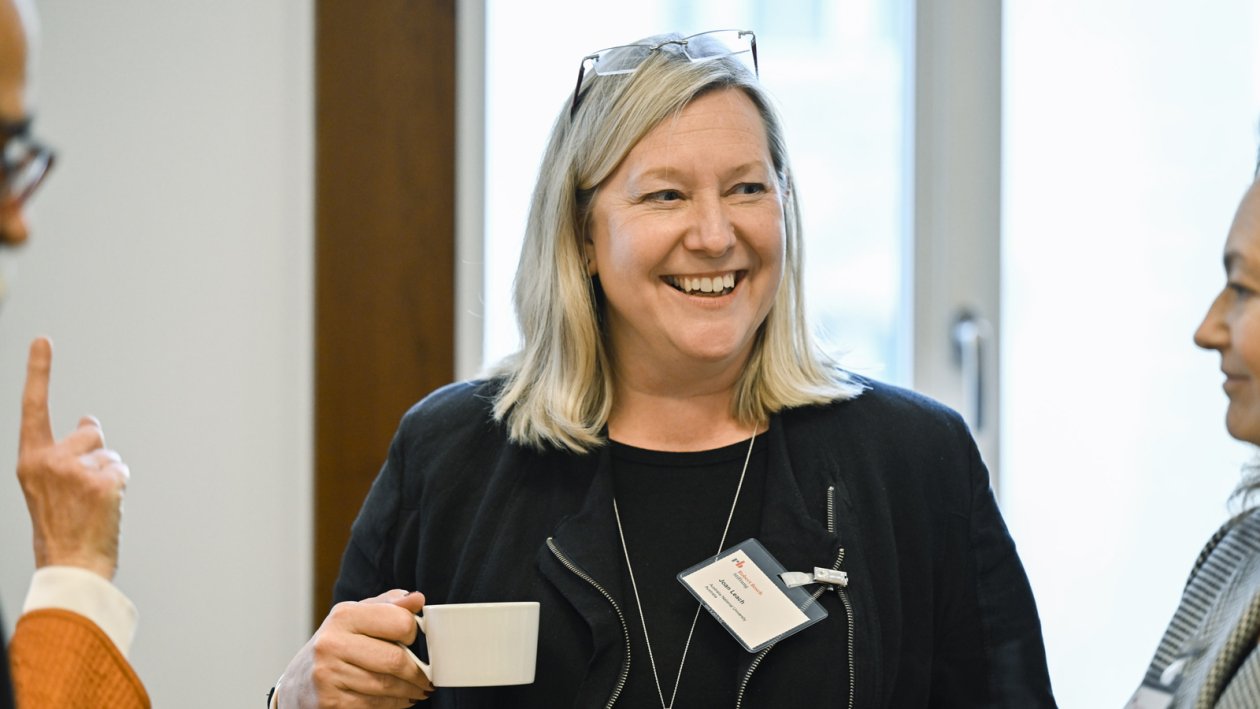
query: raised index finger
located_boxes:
[20,337,54,450]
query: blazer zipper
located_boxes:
[734,486,856,709]
[547,537,632,709]
[830,485,856,709]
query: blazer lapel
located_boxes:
[536,444,631,699]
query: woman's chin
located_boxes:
[659,327,742,358]
[1225,407,1260,446]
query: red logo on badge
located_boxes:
[732,557,745,569]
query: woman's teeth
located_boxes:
[666,273,737,295]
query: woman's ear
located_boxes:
[584,238,598,276]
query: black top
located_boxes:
[610,436,767,707]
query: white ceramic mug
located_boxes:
[396,601,539,687]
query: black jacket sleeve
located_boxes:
[931,417,1055,707]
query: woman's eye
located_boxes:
[648,189,684,202]
[1229,282,1254,299]
[733,182,767,195]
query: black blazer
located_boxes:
[333,377,1057,708]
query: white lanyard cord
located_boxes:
[612,428,758,709]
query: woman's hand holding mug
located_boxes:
[278,589,433,708]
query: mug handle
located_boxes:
[394,614,433,681]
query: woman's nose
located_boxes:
[1194,291,1228,351]
[685,196,734,256]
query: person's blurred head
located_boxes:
[494,30,859,452]
[1195,168,1260,445]
[0,0,52,248]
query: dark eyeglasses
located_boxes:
[570,29,759,120]
[1,119,56,208]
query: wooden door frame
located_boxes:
[314,0,457,627]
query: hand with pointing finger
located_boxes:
[17,336,130,580]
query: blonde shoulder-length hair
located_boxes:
[491,32,863,453]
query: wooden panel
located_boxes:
[314,0,457,628]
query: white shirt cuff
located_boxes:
[22,566,138,658]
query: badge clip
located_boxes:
[779,567,848,589]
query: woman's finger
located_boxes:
[312,645,433,702]
[331,600,422,645]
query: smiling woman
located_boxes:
[495,32,857,455]
[273,29,1056,708]
[1130,166,1260,706]
[1196,178,1260,445]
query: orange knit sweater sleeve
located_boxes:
[8,608,150,708]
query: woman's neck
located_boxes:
[604,338,763,450]
[607,378,760,452]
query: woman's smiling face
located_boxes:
[586,88,785,378]
[1196,178,1260,445]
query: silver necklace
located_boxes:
[612,429,758,709]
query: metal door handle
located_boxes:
[951,310,992,432]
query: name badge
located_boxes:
[677,538,829,653]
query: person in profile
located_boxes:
[0,0,149,706]
[1129,150,1260,707]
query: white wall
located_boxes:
[0,1,313,706]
